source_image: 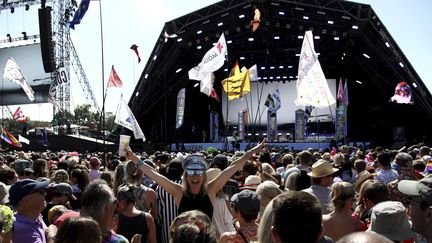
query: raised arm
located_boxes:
[207,138,266,196]
[125,147,183,202]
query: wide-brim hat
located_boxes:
[353,171,375,191]
[308,159,339,178]
[206,168,222,182]
[239,175,262,190]
[398,175,432,205]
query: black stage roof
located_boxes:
[128,0,432,147]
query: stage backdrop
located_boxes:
[0,42,51,105]
[221,79,337,125]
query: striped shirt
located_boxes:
[156,178,182,243]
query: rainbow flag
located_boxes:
[1,127,22,148]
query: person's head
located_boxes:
[0,166,18,185]
[54,217,102,243]
[368,201,413,241]
[241,160,258,179]
[70,168,90,191]
[282,154,294,168]
[377,152,391,168]
[354,159,367,173]
[211,154,228,171]
[182,155,208,195]
[395,152,413,167]
[419,146,430,157]
[47,205,68,225]
[80,180,117,231]
[258,199,275,243]
[297,151,313,166]
[125,160,143,184]
[100,171,113,188]
[337,232,393,243]
[54,183,77,204]
[89,157,101,170]
[256,180,282,211]
[330,182,355,212]
[285,170,311,191]
[115,184,136,213]
[230,189,260,223]
[271,191,322,243]
[309,159,338,187]
[359,180,388,211]
[240,175,262,191]
[398,175,432,237]
[166,158,184,180]
[32,158,48,178]
[8,179,49,214]
[169,210,217,243]
[51,169,70,184]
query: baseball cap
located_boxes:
[398,175,432,205]
[230,189,260,215]
[54,183,77,200]
[9,179,50,204]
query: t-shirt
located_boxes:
[12,214,47,243]
[375,168,399,185]
[102,231,129,243]
[222,224,258,243]
[303,185,332,214]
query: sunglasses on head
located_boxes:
[186,170,205,176]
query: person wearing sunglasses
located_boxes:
[125,139,266,219]
[398,175,432,243]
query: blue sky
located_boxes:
[1,0,431,122]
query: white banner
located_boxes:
[114,98,146,141]
[48,67,70,107]
[295,31,335,108]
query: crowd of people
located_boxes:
[0,140,431,243]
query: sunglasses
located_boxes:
[186,170,205,176]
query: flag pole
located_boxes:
[98,0,107,165]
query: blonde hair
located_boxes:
[262,163,275,174]
[256,181,282,202]
[330,182,355,212]
[181,171,208,196]
[258,199,275,243]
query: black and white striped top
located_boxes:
[156,178,182,243]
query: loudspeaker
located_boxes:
[38,7,55,73]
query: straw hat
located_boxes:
[240,175,262,190]
[206,168,222,182]
[308,159,339,178]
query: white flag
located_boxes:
[188,33,227,97]
[114,99,146,141]
[3,57,35,101]
[295,31,335,108]
[18,135,30,145]
[249,64,258,81]
[200,72,215,96]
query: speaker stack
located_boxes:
[38,7,55,73]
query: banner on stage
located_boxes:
[295,109,305,142]
[48,66,70,107]
[175,88,186,129]
[267,112,277,142]
[336,105,347,142]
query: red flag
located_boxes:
[107,65,123,88]
[130,44,141,63]
[12,107,27,122]
[210,88,220,102]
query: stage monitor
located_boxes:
[0,41,51,105]
[221,79,337,126]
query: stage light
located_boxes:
[356,80,363,84]
[327,20,334,24]
[334,37,340,40]
[10,7,14,13]
[279,66,283,69]
[144,74,149,79]
[341,16,351,20]
[270,66,275,69]
[260,67,265,70]
[175,68,182,73]
[227,40,232,44]
[303,16,309,20]
[295,7,304,11]
[248,37,254,42]
[25,4,29,11]
[412,83,418,88]
[193,82,199,88]
[288,66,293,69]
[240,56,245,60]
[224,69,228,72]
[217,22,223,27]
[270,77,274,80]
[352,25,359,29]
[238,14,244,19]
[282,76,287,79]
[153,55,157,60]
[263,77,268,80]
[399,62,404,68]
[314,36,320,39]
[297,35,303,39]
[22,32,28,40]
[197,46,202,50]
[177,38,182,42]
[363,53,370,59]
[278,11,285,15]
[385,42,390,47]
[317,11,326,15]
[196,30,202,34]
[274,36,280,40]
